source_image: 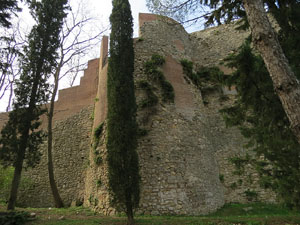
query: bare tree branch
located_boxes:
[0,20,24,111]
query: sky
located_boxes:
[87,0,150,37]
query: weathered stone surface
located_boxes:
[4,13,276,214]
[17,106,93,207]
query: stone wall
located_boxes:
[1,13,277,214]
[0,53,99,208]
[132,13,275,215]
[84,13,275,216]
[134,17,224,214]
[83,121,115,215]
[83,36,114,215]
[18,106,93,207]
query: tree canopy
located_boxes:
[146,0,297,27]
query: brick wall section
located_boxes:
[138,13,157,36]
[162,55,197,119]
[0,57,99,130]
[53,58,99,122]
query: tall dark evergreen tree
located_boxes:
[106,0,140,224]
[220,41,300,209]
[0,0,68,210]
[219,1,300,208]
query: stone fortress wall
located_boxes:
[0,56,99,207]
[0,13,276,214]
[16,57,99,207]
[84,13,275,215]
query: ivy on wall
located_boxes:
[143,54,174,103]
[180,59,226,105]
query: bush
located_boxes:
[0,211,31,225]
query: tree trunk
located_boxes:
[7,145,26,210]
[7,75,39,210]
[242,0,300,144]
[126,203,135,225]
[47,66,64,208]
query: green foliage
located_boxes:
[0,166,33,204]
[107,0,140,219]
[88,195,93,204]
[92,123,104,151]
[273,2,300,79]
[96,179,102,187]
[1,203,300,225]
[137,128,148,137]
[88,195,98,207]
[219,174,224,183]
[230,182,237,190]
[180,59,225,104]
[137,80,158,108]
[144,54,174,103]
[161,80,174,102]
[244,189,258,202]
[228,154,251,176]
[0,211,31,225]
[147,0,299,30]
[0,0,68,209]
[146,0,246,28]
[181,59,225,87]
[0,0,69,164]
[220,40,300,209]
[94,123,104,139]
[94,155,103,166]
[0,166,14,202]
[90,110,94,121]
[208,202,294,217]
[0,0,21,28]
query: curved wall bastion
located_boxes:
[0,13,276,215]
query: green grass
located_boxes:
[1,203,300,225]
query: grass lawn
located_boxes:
[1,203,300,225]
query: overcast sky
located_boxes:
[87,0,150,37]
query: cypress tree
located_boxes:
[0,0,68,210]
[106,0,140,224]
